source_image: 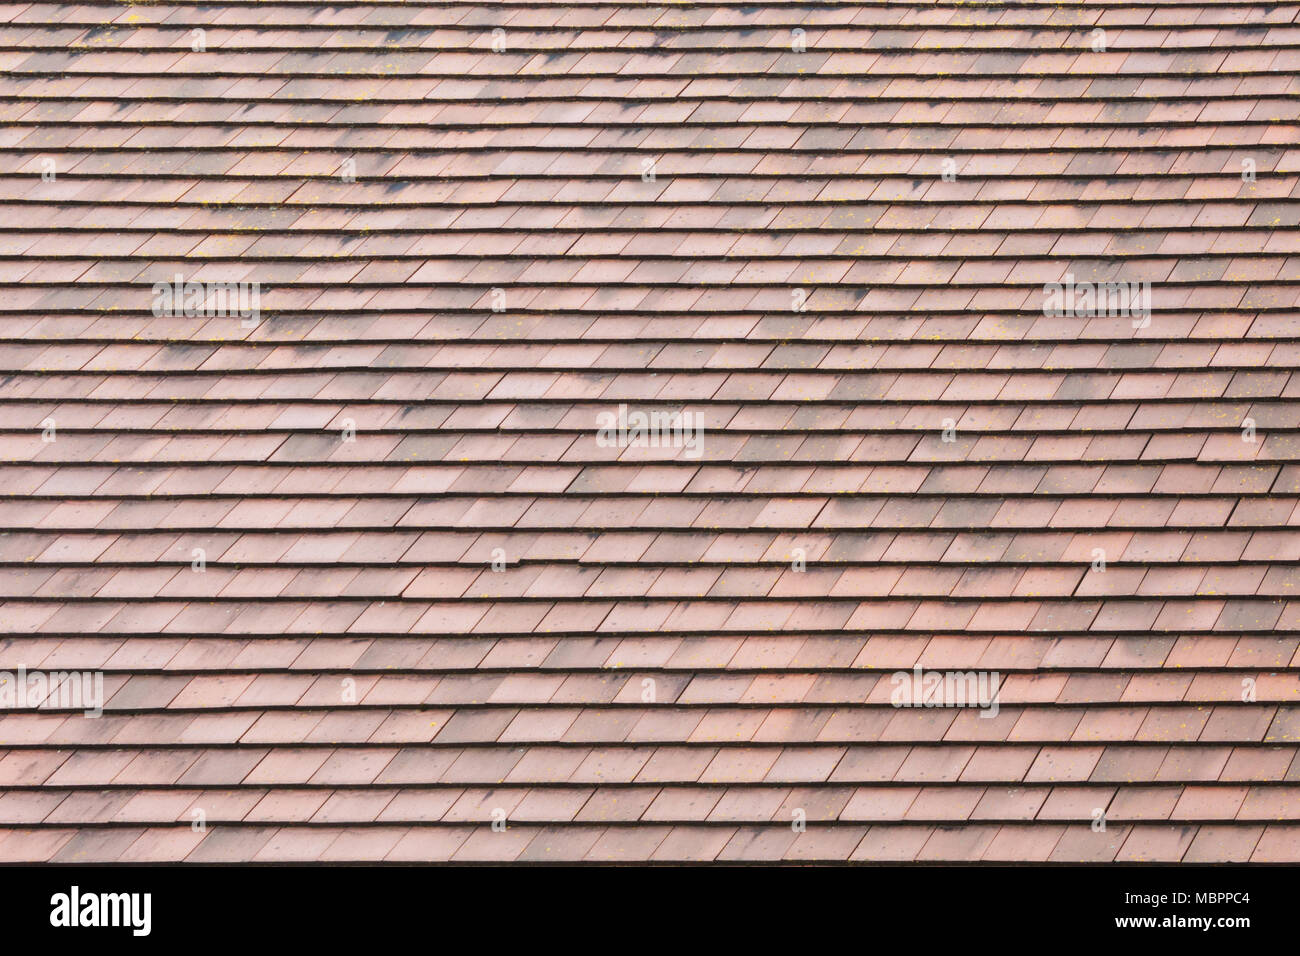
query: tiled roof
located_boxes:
[3,0,1300,864]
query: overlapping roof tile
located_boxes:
[1,0,1299,863]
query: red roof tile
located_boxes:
[3,0,1299,864]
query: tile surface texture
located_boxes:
[1,0,1299,863]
